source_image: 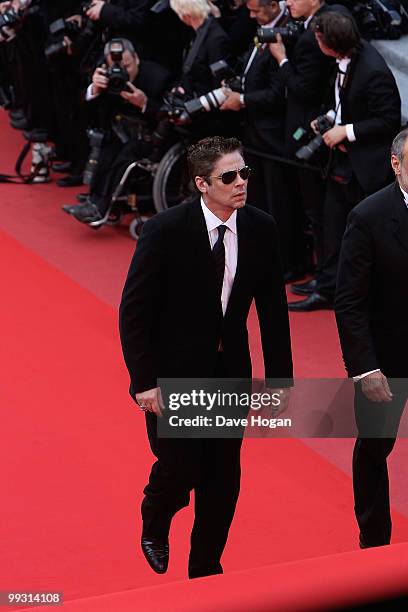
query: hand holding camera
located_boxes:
[120,82,147,109]
[268,33,287,65]
[92,64,109,95]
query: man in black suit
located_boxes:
[335,128,408,548]
[169,0,231,97]
[289,11,401,310]
[119,136,293,578]
[269,0,343,283]
[220,0,304,279]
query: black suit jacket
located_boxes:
[280,3,346,156]
[179,16,231,97]
[331,41,401,195]
[119,198,293,395]
[335,182,408,378]
[242,43,286,155]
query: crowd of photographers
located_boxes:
[0,0,406,309]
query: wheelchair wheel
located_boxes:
[152,142,195,213]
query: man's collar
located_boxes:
[264,3,286,28]
[400,185,408,207]
[200,197,237,234]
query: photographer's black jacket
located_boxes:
[99,0,150,39]
[241,46,286,155]
[280,2,346,156]
[328,41,401,194]
[179,16,231,97]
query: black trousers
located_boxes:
[296,166,326,278]
[353,382,407,546]
[141,354,243,579]
[91,139,153,215]
[245,152,306,275]
[317,175,365,300]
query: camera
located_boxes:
[182,60,242,121]
[44,18,81,59]
[295,113,335,161]
[104,40,130,95]
[256,21,302,44]
[0,7,21,31]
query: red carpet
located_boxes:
[1,109,408,608]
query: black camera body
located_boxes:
[256,21,302,44]
[210,59,242,93]
[104,40,130,95]
[295,114,335,161]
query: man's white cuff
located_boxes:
[279,58,289,68]
[346,124,356,142]
[85,83,100,101]
[353,369,380,382]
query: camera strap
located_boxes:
[0,141,45,184]
[182,17,212,76]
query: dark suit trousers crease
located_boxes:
[317,175,365,300]
[141,352,243,579]
[245,152,306,273]
[353,383,407,546]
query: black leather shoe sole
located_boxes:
[141,538,169,574]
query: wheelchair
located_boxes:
[88,134,196,239]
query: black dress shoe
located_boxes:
[53,161,72,173]
[10,116,29,130]
[10,109,25,120]
[291,278,317,296]
[62,204,78,215]
[288,292,333,312]
[71,201,102,224]
[76,193,89,203]
[57,174,83,187]
[141,537,169,574]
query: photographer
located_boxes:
[289,11,401,311]
[170,0,231,97]
[65,38,171,224]
[219,0,304,277]
[268,0,346,284]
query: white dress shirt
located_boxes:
[335,57,355,142]
[200,198,238,316]
[354,184,408,382]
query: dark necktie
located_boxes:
[212,225,227,298]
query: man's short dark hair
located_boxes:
[314,11,361,57]
[391,128,408,162]
[187,136,243,185]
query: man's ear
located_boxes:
[195,176,208,193]
[391,154,401,177]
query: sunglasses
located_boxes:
[205,165,251,185]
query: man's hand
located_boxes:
[120,82,147,109]
[220,89,242,112]
[92,64,108,95]
[268,34,287,65]
[86,0,105,21]
[361,371,393,403]
[266,387,291,416]
[323,125,347,149]
[136,387,164,417]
